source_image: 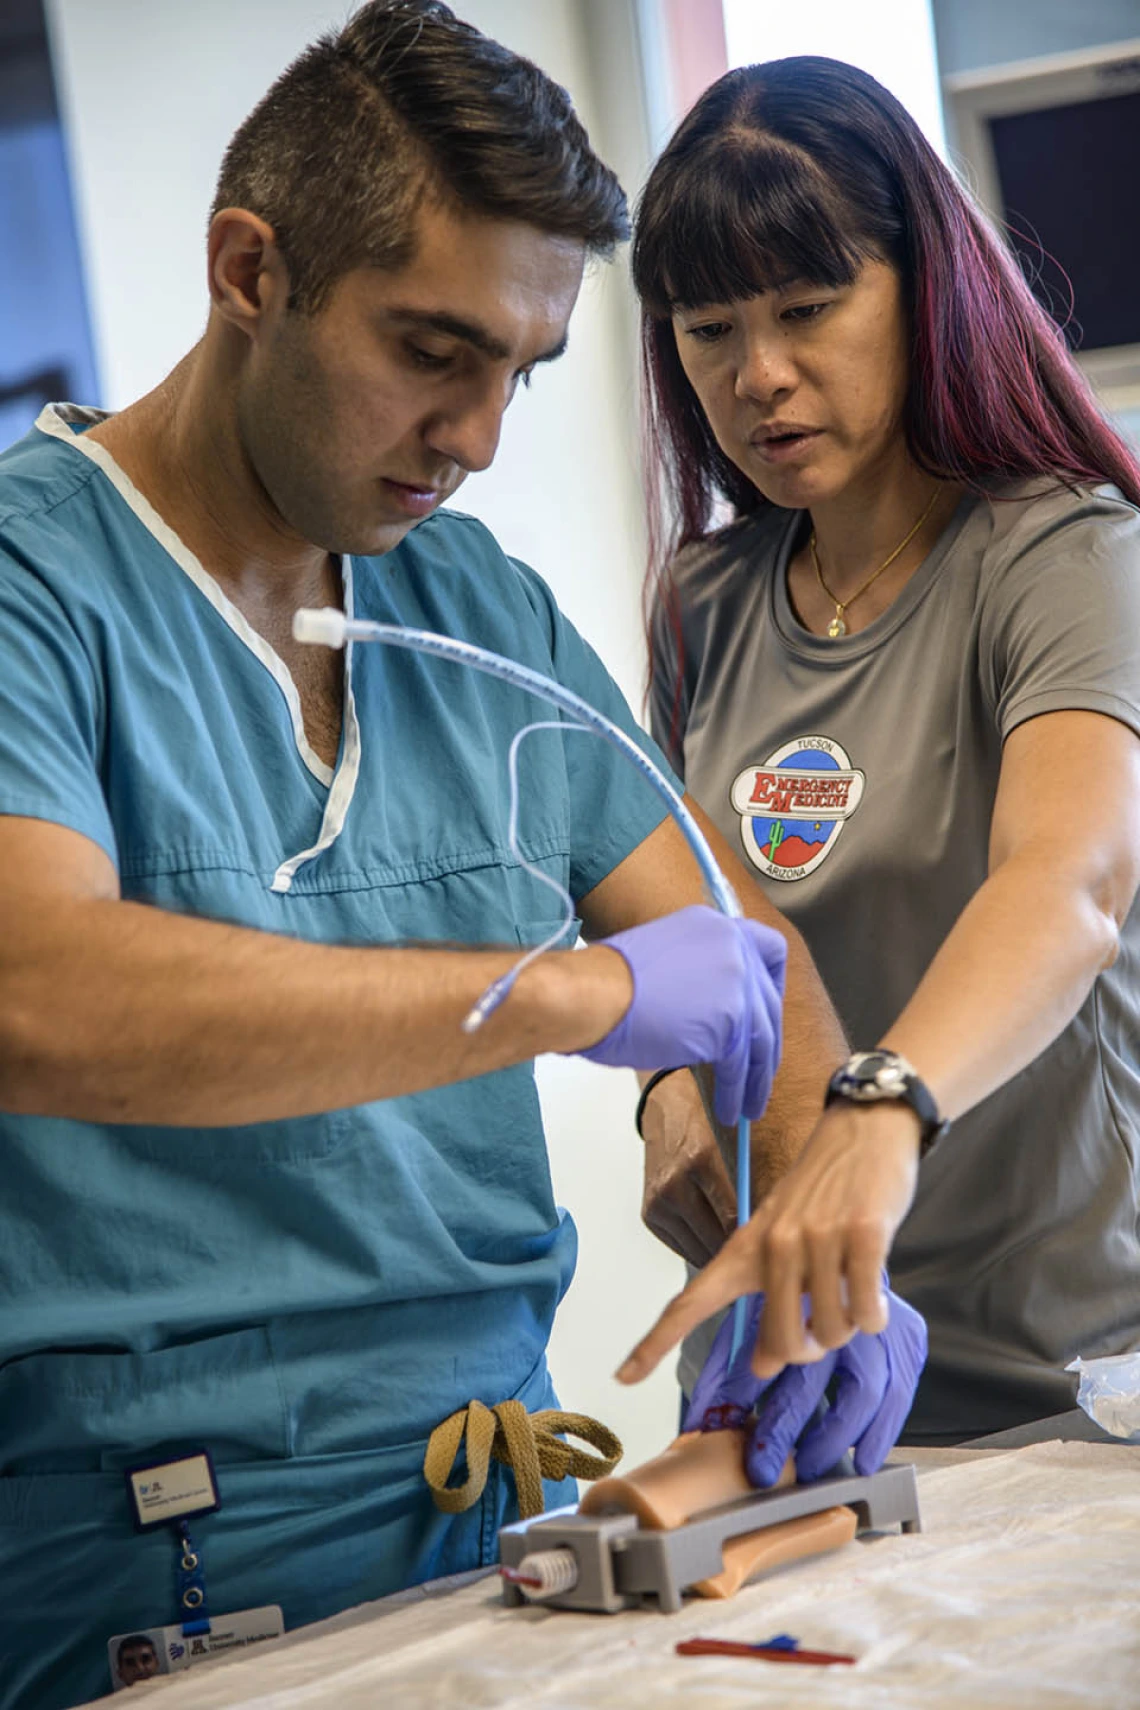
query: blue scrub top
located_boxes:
[0,406,674,1708]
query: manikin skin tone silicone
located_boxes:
[581,1429,773,1531]
[579,1428,857,1599]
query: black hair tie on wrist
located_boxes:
[635,1065,686,1138]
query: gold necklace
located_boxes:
[811,489,940,639]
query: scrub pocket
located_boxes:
[0,1349,574,1710]
[0,1327,289,1474]
[515,915,583,949]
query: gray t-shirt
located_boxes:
[652,483,1140,1442]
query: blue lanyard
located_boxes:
[175,1519,211,1637]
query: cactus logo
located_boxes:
[731,735,864,881]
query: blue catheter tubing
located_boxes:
[293,606,752,1359]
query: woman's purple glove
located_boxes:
[577,905,786,1124]
[684,1287,927,1485]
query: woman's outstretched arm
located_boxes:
[619,708,1140,1383]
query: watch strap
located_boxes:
[825,1052,948,1157]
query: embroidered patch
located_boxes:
[731,735,864,881]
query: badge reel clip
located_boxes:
[124,1450,220,1637]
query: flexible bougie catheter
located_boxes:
[293,606,753,1358]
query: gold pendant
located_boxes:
[827,613,847,639]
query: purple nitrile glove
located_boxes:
[684,1286,927,1485]
[577,905,786,1125]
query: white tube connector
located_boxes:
[511,1549,579,1600]
[293,606,348,649]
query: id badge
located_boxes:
[124,1450,220,1531]
[107,1607,284,1690]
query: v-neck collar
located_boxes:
[35,403,363,893]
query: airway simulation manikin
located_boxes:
[293,605,761,1361]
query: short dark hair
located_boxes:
[116,1635,156,1663]
[211,0,628,312]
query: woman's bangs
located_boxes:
[643,140,867,313]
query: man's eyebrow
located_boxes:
[383,308,567,366]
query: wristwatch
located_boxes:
[825,1049,949,1157]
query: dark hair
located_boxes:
[212,0,628,312]
[116,1635,156,1662]
[633,55,1140,591]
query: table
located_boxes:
[87,1438,1140,1709]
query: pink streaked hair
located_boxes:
[631,57,1140,742]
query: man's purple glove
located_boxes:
[577,905,786,1125]
[684,1287,927,1485]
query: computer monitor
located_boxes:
[943,40,1140,438]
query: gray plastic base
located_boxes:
[499,1463,921,1614]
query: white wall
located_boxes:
[45,0,684,1470]
[723,0,946,154]
[931,0,1140,76]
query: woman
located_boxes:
[618,57,1140,1443]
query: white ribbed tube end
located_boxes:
[513,1549,579,1600]
[293,606,348,649]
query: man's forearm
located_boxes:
[689,918,847,1207]
[679,802,848,1203]
[0,897,630,1125]
[748,918,849,1200]
[641,910,847,1265]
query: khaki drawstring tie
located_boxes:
[424,1400,623,1520]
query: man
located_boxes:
[0,7,852,1708]
[113,1636,160,1690]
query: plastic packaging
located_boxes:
[1066,1351,1140,1440]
